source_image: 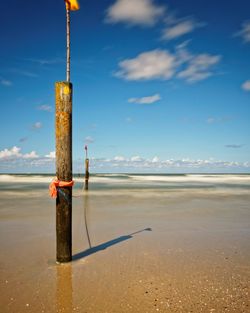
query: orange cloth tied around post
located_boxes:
[49,178,74,198]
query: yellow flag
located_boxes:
[65,0,80,11]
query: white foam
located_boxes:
[0,174,249,186]
[128,174,250,184]
[0,175,54,183]
[87,176,127,184]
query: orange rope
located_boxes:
[49,178,74,198]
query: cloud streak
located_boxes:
[177,54,221,83]
[162,18,204,40]
[0,77,12,86]
[19,137,28,143]
[32,122,42,130]
[23,57,64,66]
[225,144,244,149]
[85,136,94,144]
[37,105,52,112]
[128,93,161,104]
[206,116,232,124]
[235,21,250,43]
[9,69,38,78]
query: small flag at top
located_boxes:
[85,145,88,151]
[64,0,80,11]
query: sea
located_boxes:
[0,173,250,193]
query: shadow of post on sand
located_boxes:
[72,228,152,261]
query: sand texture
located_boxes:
[0,178,250,312]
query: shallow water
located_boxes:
[0,173,250,193]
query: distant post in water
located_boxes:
[84,145,89,190]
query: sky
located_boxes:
[0,0,249,173]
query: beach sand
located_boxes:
[0,178,250,312]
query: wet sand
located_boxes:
[0,185,250,312]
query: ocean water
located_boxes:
[0,173,250,193]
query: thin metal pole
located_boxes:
[66,9,70,82]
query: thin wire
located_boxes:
[66,9,70,82]
[84,193,92,248]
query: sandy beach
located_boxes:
[0,174,250,312]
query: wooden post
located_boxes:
[55,81,73,263]
[85,158,89,190]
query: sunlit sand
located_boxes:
[1,174,250,312]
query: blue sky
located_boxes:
[0,0,249,173]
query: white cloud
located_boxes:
[85,136,94,144]
[116,50,177,81]
[106,0,165,26]
[235,21,250,43]
[0,146,21,159]
[116,48,221,83]
[0,147,56,170]
[1,148,248,172]
[162,19,203,40]
[89,155,249,171]
[38,105,52,112]
[177,54,221,83]
[131,155,143,162]
[242,80,250,91]
[114,156,126,161]
[152,156,159,163]
[0,77,12,86]
[23,151,39,159]
[32,122,42,130]
[128,93,161,104]
[45,151,56,159]
[0,146,39,160]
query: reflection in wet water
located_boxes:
[56,264,73,313]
